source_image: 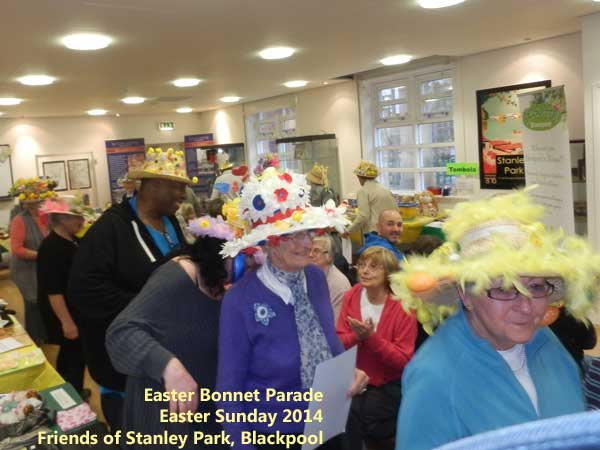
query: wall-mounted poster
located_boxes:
[42,160,68,191]
[0,145,13,200]
[67,159,91,189]
[105,138,145,203]
[477,80,551,189]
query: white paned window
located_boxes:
[245,107,296,171]
[362,68,456,193]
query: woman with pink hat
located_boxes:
[37,196,87,395]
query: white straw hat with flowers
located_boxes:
[220,167,349,257]
[128,147,197,185]
[390,187,600,335]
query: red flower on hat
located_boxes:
[278,173,292,184]
[274,188,288,202]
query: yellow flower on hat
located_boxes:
[199,219,210,229]
[18,193,26,201]
[292,210,304,222]
[192,176,198,184]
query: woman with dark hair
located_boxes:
[106,216,234,449]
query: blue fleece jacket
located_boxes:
[358,232,404,261]
[396,308,585,450]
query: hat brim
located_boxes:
[47,210,84,217]
[221,204,349,257]
[128,170,194,185]
[354,170,378,178]
[306,173,325,185]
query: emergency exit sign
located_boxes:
[158,121,175,131]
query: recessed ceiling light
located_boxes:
[0,98,22,106]
[121,96,145,104]
[323,82,329,85]
[284,80,308,88]
[173,78,202,88]
[18,75,56,86]
[259,47,295,60]
[380,54,413,66]
[0,112,4,116]
[87,109,107,116]
[417,0,465,8]
[220,96,241,103]
[62,33,112,51]
[116,113,121,117]
[176,107,193,113]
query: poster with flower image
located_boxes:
[477,80,551,189]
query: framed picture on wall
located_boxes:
[477,80,551,189]
[42,160,68,191]
[67,158,92,189]
[0,145,14,199]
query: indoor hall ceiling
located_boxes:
[0,0,598,118]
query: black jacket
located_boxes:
[67,200,185,390]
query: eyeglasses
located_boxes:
[485,281,555,301]
[309,248,329,256]
[356,261,384,271]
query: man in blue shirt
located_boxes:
[358,209,404,261]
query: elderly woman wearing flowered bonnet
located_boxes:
[106,215,237,450]
[217,167,369,450]
[9,177,57,343]
[392,188,600,450]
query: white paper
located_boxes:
[50,388,77,409]
[341,238,352,264]
[0,337,24,353]
[519,86,575,234]
[302,346,357,450]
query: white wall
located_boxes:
[195,105,245,145]
[0,113,205,226]
[582,13,600,323]
[456,32,584,198]
[197,81,363,197]
[294,82,362,197]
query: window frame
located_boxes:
[362,65,458,194]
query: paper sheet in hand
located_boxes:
[0,337,24,353]
[302,346,357,450]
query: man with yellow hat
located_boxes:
[347,160,397,235]
[68,147,191,430]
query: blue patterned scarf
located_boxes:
[267,259,332,388]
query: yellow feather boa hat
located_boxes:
[390,187,600,335]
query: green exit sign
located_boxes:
[158,121,175,131]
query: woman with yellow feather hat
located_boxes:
[391,189,600,450]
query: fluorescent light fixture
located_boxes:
[259,47,295,60]
[18,75,55,86]
[121,96,145,104]
[0,98,22,106]
[87,109,107,116]
[418,0,465,8]
[176,107,193,113]
[380,55,412,66]
[220,96,241,103]
[0,112,4,116]
[62,33,112,50]
[173,78,201,87]
[284,80,308,88]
